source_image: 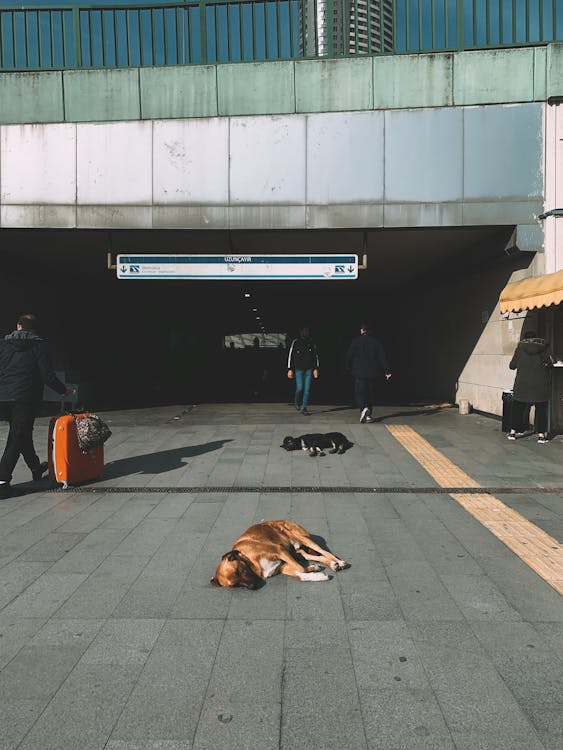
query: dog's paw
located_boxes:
[330,560,349,571]
[298,571,330,582]
[307,563,324,572]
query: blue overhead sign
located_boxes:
[117,254,358,280]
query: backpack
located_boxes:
[74,414,112,452]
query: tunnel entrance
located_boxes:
[0,226,530,410]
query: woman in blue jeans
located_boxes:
[286,326,319,416]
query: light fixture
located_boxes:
[538,208,563,220]
[244,293,251,298]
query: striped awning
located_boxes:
[499,269,563,314]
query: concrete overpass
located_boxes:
[1,45,562,415]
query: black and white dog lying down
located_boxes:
[281,432,353,457]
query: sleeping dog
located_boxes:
[281,431,353,457]
[211,519,348,588]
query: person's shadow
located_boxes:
[102,439,233,479]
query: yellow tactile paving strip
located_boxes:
[386,424,563,595]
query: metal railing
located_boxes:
[0,0,561,71]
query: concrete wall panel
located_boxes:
[153,119,229,205]
[306,112,384,204]
[218,62,294,116]
[1,205,76,228]
[140,66,218,120]
[153,206,229,229]
[461,201,543,225]
[229,116,305,204]
[76,206,152,228]
[306,204,383,228]
[384,202,463,227]
[454,48,535,105]
[64,69,140,122]
[0,72,63,124]
[295,58,373,113]
[463,104,543,200]
[385,108,463,202]
[77,122,153,206]
[374,54,453,109]
[1,124,76,205]
[533,47,547,102]
[547,43,563,99]
[228,205,306,229]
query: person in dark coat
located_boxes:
[286,326,319,416]
[346,323,392,423]
[507,330,553,443]
[0,314,70,498]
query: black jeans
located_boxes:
[511,399,548,434]
[354,377,377,412]
[0,402,41,483]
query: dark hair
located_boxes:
[360,322,370,332]
[523,330,537,339]
[17,314,38,331]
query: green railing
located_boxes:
[0,0,561,71]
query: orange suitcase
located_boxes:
[48,413,104,488]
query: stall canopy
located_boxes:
[499,269,563,313]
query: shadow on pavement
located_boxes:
[371,405,452,422]
[103,439,233,478]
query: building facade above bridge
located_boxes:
[0,44,560,268]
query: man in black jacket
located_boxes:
[0,314,69,498]
[346,323,392,423]
[286,326,319,416]
[507,330,553,443]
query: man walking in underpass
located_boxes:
[287,325,319,416]
[346,322,392,423]
[0,314,70,498]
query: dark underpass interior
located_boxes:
[0,226,532,410]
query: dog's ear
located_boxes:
[221,550,240,562]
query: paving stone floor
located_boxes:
[0,403,562,750]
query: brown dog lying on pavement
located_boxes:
[210,519,349,589]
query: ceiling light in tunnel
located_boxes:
[244,293,251,298]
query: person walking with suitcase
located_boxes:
[0,314,70,498]
[346,323,392,423]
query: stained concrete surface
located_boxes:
[0,403,562,750]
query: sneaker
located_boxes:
[0,482,11,499]
[360,407,370,424]
[537,436,549,444]
[32,461,49,482]
[507,433,517,440]
[294,402,301,411]
[364,415,374,423]
[301,408,311,416]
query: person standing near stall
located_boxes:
[507,329,553,443]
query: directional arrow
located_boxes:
[348,265,355,273]
[120,265,128,273]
